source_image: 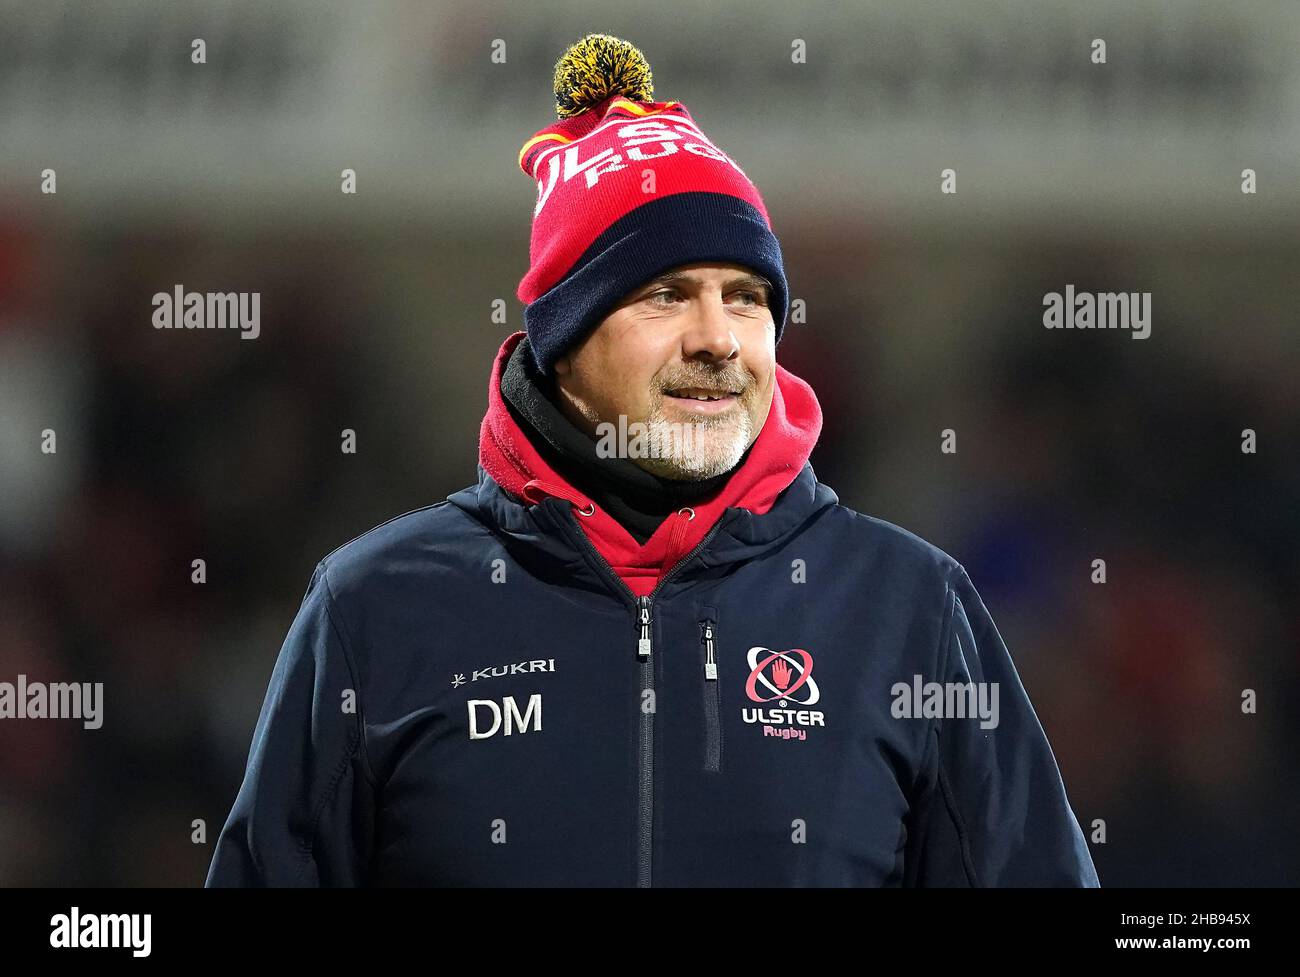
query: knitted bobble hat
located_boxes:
[516,33,789,374]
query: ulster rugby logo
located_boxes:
[741,647,825,741]
[744,647,820,705]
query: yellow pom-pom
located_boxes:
[553,34,653,119]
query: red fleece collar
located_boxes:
[479,331,823,597]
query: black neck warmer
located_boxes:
[500,336,749,544]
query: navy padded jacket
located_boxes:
[205,460,1099,887]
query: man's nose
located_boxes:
[681,293,740,362]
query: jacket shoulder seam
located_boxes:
[295,724,362,884]
[318,563,379,790]
[933,726,981,887]
[933,564,984,887]
[317,500,453,566]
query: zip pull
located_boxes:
[637,596,652,659]
[702,622,717,680]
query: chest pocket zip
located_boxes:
[700,611,723,773]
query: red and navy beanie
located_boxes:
[517,33,789,374]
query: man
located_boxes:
[206,34,1098,887]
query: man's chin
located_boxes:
[600,406,754,480]
[632,434,749,481]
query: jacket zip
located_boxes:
[560,506,729,887]
[700,616,722,773]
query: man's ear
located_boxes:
[553,353,571,377]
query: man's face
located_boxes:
[552,261,776,480]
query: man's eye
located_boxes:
[645,288,766,306]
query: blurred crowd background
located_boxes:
[1,0,1297,886]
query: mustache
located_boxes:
[655,366,753,394]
